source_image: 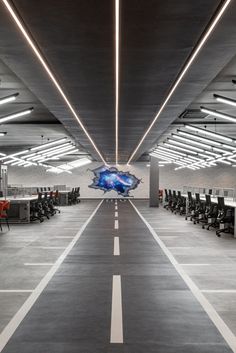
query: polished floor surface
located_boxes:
[0,200,234,352]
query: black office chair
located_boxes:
[192,193,205,224]
[216,197,234,237]
[185,192,195,220]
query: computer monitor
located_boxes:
[208,189,212,195]
[217,196,225,209]
[224,190,228,197]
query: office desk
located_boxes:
[182,194,236,238]
[58,191,70,206]
[0,196,38,223]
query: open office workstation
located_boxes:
[1,1,236,353]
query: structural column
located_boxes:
[149,155,159,207]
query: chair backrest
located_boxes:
[187,191,192,201]
[195,193,200,203]
[217,197,225,210]
[205,194,211,206]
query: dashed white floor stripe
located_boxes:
[24,263,54,266]
[115,211,118,218]
[114,220,119,229]
[113,237,120,256]
[130,201,236,353]
[0,290,33,293]
[115,205,118,210]
[110,275,123,343]
[0,200,103,352]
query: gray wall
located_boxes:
[159,164,236,191]
[8,162,150,198]
[8,162,236,199]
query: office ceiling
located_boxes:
[0,0,235,163]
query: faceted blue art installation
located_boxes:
[89,165,141,197]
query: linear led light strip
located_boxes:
[127,0,232,164]
[177,130,222,146]
[0,107,33,123]
[2,0,106,164]
[115,0,120,164]
[168,138,232,156]
[151,150,206,168]
[214,93,236,107]
[186,125,234,142]
[0,93,19,105]
[200,106,236,123]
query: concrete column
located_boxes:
[149,155,159,207]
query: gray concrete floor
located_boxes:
[0,200,99,335]
[0,199,235,352]
[135,200,236,343]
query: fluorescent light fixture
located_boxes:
[203,150,221,157]
[31,138,68,151]
[38,145,75,158]
[0,132,7,136]
[214,93,236,107]
[40,148,78,162]
[186,125,233,142]
[0,93,19,105]
[151,150,180,160]
[215,158,232,165]
[172,134,213,149]
[155,148,184,159]
[177,130,222,146]
[150,153,173,162]
[213,147,232,154]
[115,0,120,164]
[167,139,204,152]
[0,152,6,157]
[126,0,232,164]
[2,0,106,164]
[40,142,72,155]
[157,146,186,156]
[0,107,33,124]
[163,142,198,155]
[200,106,236,123]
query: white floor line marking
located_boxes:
[202,290,236,293]
[28,247,66,250]
[110,275,123,343]
[180,264,210,266]
[130,200,236,353]
[115,205,118,210]
[113,237,120,256]
[0,200,103,352]
[54,236,74,239]
[24,263,54,266]
[115,211,118,218]
[0,290,33,293]
[114,219,119,229]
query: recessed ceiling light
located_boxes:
[126,0,232,164]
